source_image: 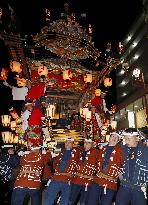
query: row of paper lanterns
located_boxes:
[1,115,18,144]
[9,61,112,87]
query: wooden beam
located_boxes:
[46,93,79,100]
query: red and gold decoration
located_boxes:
[0,4,121,148]
[33,14,100,60]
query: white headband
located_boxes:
[110,132,121,137]
[1,145,14,148]
[25,102,32,105]
[31,146,41,150]
[122,131,139,136]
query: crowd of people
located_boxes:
[0,128,148,205]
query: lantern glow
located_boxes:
[10,61,22,74]
[1,131,12,143]
[1,115,11,127]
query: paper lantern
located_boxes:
[13,135,19,144]
[17,77,27,87]
[1,131,12,143]
[46,105,56,118]
[104,78,112,87]
[1,115,11,127]
[10,61,22,74]
[110,120,117,130]
[38,65,48,77]
[84,73,92,83]
[85,111,92,121]
[1,68,8,81]
[106,135,110,142]
[9,134,14,143]
[95,89,101,96]
[82,108,89,118]
[11,121,17,130]
[63,70,72,81]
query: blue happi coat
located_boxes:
[0,154,20,183]
[121,143,148,191]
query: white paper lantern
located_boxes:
[13,135,19,144]
[1,115,11,127]
[11,121,17,130]
[82,108,89,118]
[85,111,92,121]
[9,134,14,143]
[10,61,22,74]
[38,65,48,77]
[1,131,12,143]
[46,105,56,118]
[110,120,117,130]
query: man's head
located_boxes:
[109,132,120,146]
[65,138,74,150]
[123,128,139,147]
[91,106,96,114]
[25,102,33,111]
[27,141,41,152]
[84,139,93,151]
[144,139,148,146]
[8,147,15,155]
[101,92,106,98]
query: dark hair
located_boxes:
[124,128,138,133]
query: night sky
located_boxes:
[0,0,143,50]
[0,0,144,110]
